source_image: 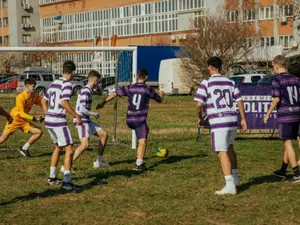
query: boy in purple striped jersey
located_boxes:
[287,62,300,166]
[194,57,247,195]
[264,56,300,182]
[96,69,164,172]
[66,70,109,171]
[41,60,83,191]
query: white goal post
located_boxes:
[0,46,138,149]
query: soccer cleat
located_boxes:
[233,176,240,186]
[291,175,300,183]
[272,169,286,179]
[60,165,75,174]
[133,163,147,172]
[215,186,237,195]
[93,161,110,168]
[18,147,31,157]
[47,177,61,186]
[60,182,81,191]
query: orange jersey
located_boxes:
[10,91,42,121]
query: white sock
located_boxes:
[22,142,30,150]
[50,167,56,178]
[136,159,143,166]
[97,155,102,163]
[63,170,71,183]
[232,169,238,177]
[224,175,235,188]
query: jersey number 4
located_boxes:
[132,94,142,110]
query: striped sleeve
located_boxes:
[61,82,73,101]
[149,87,162,103]
[233,86,242,102]
[271,78,280,98]
[116,85,129,97]
[43,90,49,101]
[79,89,91,105]
[194,80,208,103]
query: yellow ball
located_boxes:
[156,148,169,158]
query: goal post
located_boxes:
[0,46,138,150]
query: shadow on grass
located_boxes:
[238,174,284,193]
[235,137,279,141]
[0,188,74,206]
[147,153,208,170]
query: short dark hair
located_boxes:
[88,70,101,79]
[63,60,76,74]
[25,78,36,86]
[207,57,222,71]
[137,68,148,79]
[288,62,300,78]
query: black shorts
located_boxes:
[127,122,149,140]
[279,122,300,140]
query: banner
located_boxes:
[238,84,277,129]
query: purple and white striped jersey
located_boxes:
[272,73,300,123]
[116,83,162,124]
[74,85,93,124]
[194,74,242,132]
[44,78,73,128]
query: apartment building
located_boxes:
[226,0,296,51]
[0,0,40,46]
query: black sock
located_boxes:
[280,162,288,172]
[292,166,300,177]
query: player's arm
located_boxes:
[0,106,13,124]
[264,98,280,124]
[150,88,164,103]
[61,100,82,125]
[237,100,247,132]
[79,97,99,119]
[264,78,280,124]
[96,93,117,110]
[232,84,247,132]
[194,81,207,127]
[196,101,204,127]
[16,95,39,121]
[41,98,48,115]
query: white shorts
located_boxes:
[47,126,73,147]
[76,121,102,139]
[211,130,237,152]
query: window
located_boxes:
[227,10,239,23]
[0,36,9,45]
[251,76,262,84]
[22,34,31,43]
[261,37,275,47]
[0,18,9,27]
[243,9,256,22]
[22,16,30,24]
[279,35,293,49]
[42,74,54,81]
[259,6,274,20]
[279,4,293,18]
[1,0,8,8]
[28,74,41,81]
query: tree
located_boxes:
[178,13,257,87]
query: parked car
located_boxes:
[17,73,84,96]
[230,73,266,85]
[258,75,274,84]
[0,76,18,92]
[72,74,87,83]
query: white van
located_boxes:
[158,58,191,95]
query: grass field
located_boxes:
[0,95,300,225]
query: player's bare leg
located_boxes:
[19,128,43,157]
[62,144,75,184]
[283,140,300,182]
[273,146,289,178]
[0,132,9,144]
[228,145,239,185]
[73,137,89,163]
[48,144,62,185]
[215,151,236,195]
[93,129,109,168]
[134,138,147,172]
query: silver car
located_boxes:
[17,73,84,96]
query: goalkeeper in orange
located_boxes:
[0,78,44,157]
